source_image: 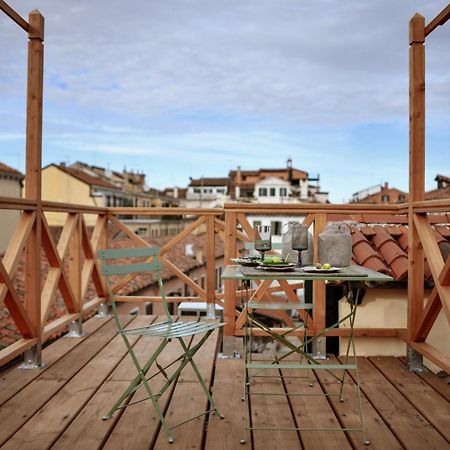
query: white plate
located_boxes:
[230,257,261,267]
[302,266,341,273]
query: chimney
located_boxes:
[236,166,242,184]
[384,182,389,190]
[287,157,293,182]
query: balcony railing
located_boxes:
[1,197,449,372]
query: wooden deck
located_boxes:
[0,315,449,450]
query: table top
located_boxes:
[222,264,393,282]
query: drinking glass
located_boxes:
[291,223,308,266]
[254,225,271,261]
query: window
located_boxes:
[381,194,390,203]
[193,188,201,193]
[270,188,276,197]
[270,221,282,236]
[280,188,287,197]
[258,187,267,196]
[253,220,262,229]
[398,195,405,202]
[217,188,225,194]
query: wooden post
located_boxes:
[23,10,44,366]
[205,215,216,318]
[223,211,237,338]
[312,213,327,357]
[70,214,82,311]
[407,14,425,346]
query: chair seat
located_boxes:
[122,320,225,339]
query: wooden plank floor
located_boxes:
[0,315,449,450]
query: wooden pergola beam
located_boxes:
[425,3,450,36]
[407,13,425,343]
[0,0,29,32]
[24,8,45,364]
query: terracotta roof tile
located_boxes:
[189,178,229,187]
[385,225,403,238]
[371,225,408,280]
[352,223,450,281]
[425,185,450,200]
[351,227,390,274]
[0,162,23,177]
[360,226,376,238]
[55,165,121,190]
[434,229,446,245]
[396,226,433,280]
[436,226,450,239]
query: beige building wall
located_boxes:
[0,177,22,253]
[41,165,98,226]
[339,288,449,372]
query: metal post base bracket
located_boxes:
[217,351,241,360]
[19,348,46,370]
[406,347,426,373]
[96,302,112,318]
[206,303,216,319]
[220,336,242,359]
[65,318,84,338]
[311,337,327,360]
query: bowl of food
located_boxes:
[257,256,296,271]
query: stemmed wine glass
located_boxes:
[291,223,308,266]
[254,225,271,261]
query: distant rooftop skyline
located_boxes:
[1,0,449,203]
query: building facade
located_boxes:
[0,163,24,253]
[351,182,408,204]
[184,177,229,208]
[41,163,123,225]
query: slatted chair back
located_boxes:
[97,247,172,328]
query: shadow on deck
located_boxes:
[0,315,448,450]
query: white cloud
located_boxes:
[1,0,449,202]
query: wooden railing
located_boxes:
[1,199,449,371]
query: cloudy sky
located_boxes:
[1,0,449,202]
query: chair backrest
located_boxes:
[97,246,172,326]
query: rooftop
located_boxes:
[0,162,23,178]
[46,164,121,191]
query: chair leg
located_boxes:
[130,341,175,443]
[104,336,175,443]
[177,335,224,418]
[102,372,143,420]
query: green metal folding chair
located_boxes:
[97,246,225,443]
